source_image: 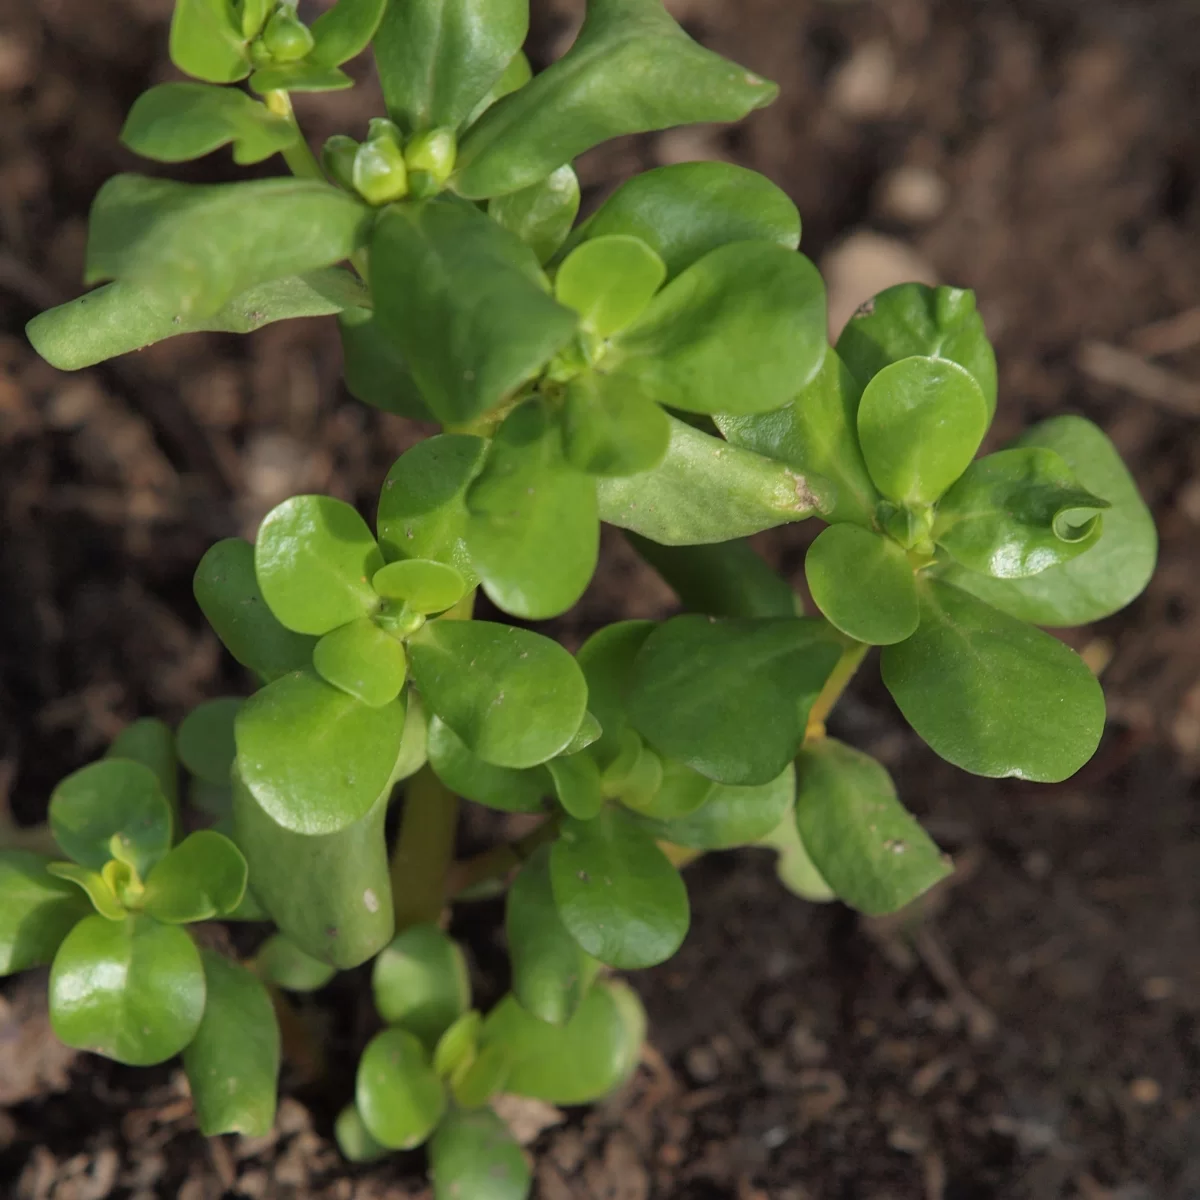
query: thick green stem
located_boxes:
[390,764,460,929]
[806,640,869,738]
[445,814,562,900]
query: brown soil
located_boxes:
[3,0,1200,1196]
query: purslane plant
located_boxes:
[6,0,1156,1190]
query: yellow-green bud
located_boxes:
[238,0,271,39]
[366,117,405,149]
[353,138,409,205]
[405,128,457,186]
[321,135,360,192]
[262,7,314,63]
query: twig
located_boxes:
[1128,307,1200,357]
[1077,341,1200,418]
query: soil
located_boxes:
[2,0,1200,1196]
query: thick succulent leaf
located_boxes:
[407,620,587,769]
[716,348,880,527]
[255,932,337,992]
[336,1104,390,1163]
[856,356,989,506]
[465,399,598,619]
[374,0,529,132]
[193,538,317,681]
[28,269,365,372]
[45,863,125,921]
[606,241,826,416]
[246,63,354,93]
[170,0,250,83]
[757,807,835,902]
[795,739,950,914]
[49,759,172,877]
[454,0,777,199]
[549,810,689,969]
[377,435,489,585]
[805,523,919,645]
[309,0,388,66]
[836,283,998,419]
[561,372,671,478]
[488,164,580,264]
[943,416,1157,626]
[338,307,435,421]
[619,757,712,820]
[49,914,205,1066]
[575,620,656,767]
[107,718,179,816]
[562,161,800,279]
[597,414,822,545]
[142,831,248,924]
[232,774,394,968]
[555,235,665,338]
[373,560,467,614]
[85,174,372,319]
[427,716,550,812]
[183,951,280,1136]
[236,670,404,835]
[0,851,88,975]
[881,578,1106,782]
[429,1109,531,1200]
[356,1027,447,1150]
[255,495,383,636]
[313,618,408,708]
[120,83,296,165]
[480,979,645,1104]
[934,447,1108,579]
[176,698,240,787]
[464,49,532,128]
[547,753,603,821]
[370,198,577,425]
[372,924,471,1050]
[627,615,843,785]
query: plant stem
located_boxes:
[445,815,562,899]
[390,764,460,929]
[806,640,869,739]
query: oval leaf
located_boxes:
[107,717,179,817]
[429,1108,531,1200]
[336,1103,390,1164]
[562,371,671,478]
[169,0,250,84]
[488,164,581,264]
[313,618,408,707]
[373,559,467,614]
[255,932,337,992]
[142,831,248,924]
[309,0,388,66]
[426,716,550,812]
[339,306,435,421]
[881,578,1106,782]
[555,235,666,337]
[0,851,88,975]
[372,924,471,1050]
[356,1027,447,1150]
[757,807,836,902]
[176,698,240,787]
[45,862,125,921]
[576,621,657,768]
[547,753,603,821]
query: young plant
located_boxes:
[8,0,1156,1190]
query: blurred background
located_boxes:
[2,0,1200,1196]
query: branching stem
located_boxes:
[390,764,460,929]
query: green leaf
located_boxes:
[336,1104,390,1163]
[576,621,656,767]
[757,808,835,902]
[856,356,989,506]
[597,414,822,545]
[372,924,471,1049]
[550,809,688,968]
[377,435,489,584]
[453,0,777,199]
[45,862,125,921]
[120,83,296,166]
[716,348,880,526]
[373,559,468,614]
[547,753,603,821]
[255,495,383,636]
[429,1109,531,1200]
[255,932,337,992]
[881,578,1106,781]
[374,0,529,132]
[49,760,172,877]
[635,764,795,850]
[805,523,919,645]
[176,698,240,787]
[934,448,1108,579]
[85,175,372,318]
[338,307,435,421]
[601,735,663,813]
[247,62,354,93]
[183,951,279,1136]
[170,0,250,83]
[563,161,800,279]
[507,846,593,1025]
[942,416,1157,626]
[480,978,645,1104]
[628,615,842,785]
[836,283,998,419]
[235,670,404,835]
[371,199,577,424]
[488,165,580,264]
[427,716,550,812]
[620,758,712,820]
[142,831,248,923]
[555,235,665,337]
[465,399,598,619]
[433,1010,483,1078]
[309,0,387,66]
[448,1040,510,1109]
[356,1027,447,1150]
[0,851,88,975]
[606,242,826,417]
[795,739,950,914]
[313,618,408,707]
[49,914,205,1066]
[465,49,532,127]
[408,620,588,768]
[232,773,393,968]
[561,372,671,478]
[194,538,317,681]
[29,269,367,373]
[107,718,179,816]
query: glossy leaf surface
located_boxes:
[183,951,279,1136]
[338,307,434,420]
[795,739,950,914]
[49,914,205,1066]
[313,618,408,707]
[107,718,179,815]
[628,616,842,785]
[372,924,470,1050]
[0,851,88,975]
[550,810,689,969]
[555,236,665,337]
[170,0,249,83]
[881,579,1105,781]
[488,164,580,264]
[619,757,711,819]
[356,1027,446,1150]
[373,559,467,614]
[176,698,240,787]
[408,620,587,769]
[255,932,337,992]
[142,831,248,924]
[429,1109,531,1200]
[426,716,550,812]
[46,863,124,921]
[805,523,919,645]
[309,0,388,66]
[575,620,656,767]
[561,372,671,477]
[547,753,603,821]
